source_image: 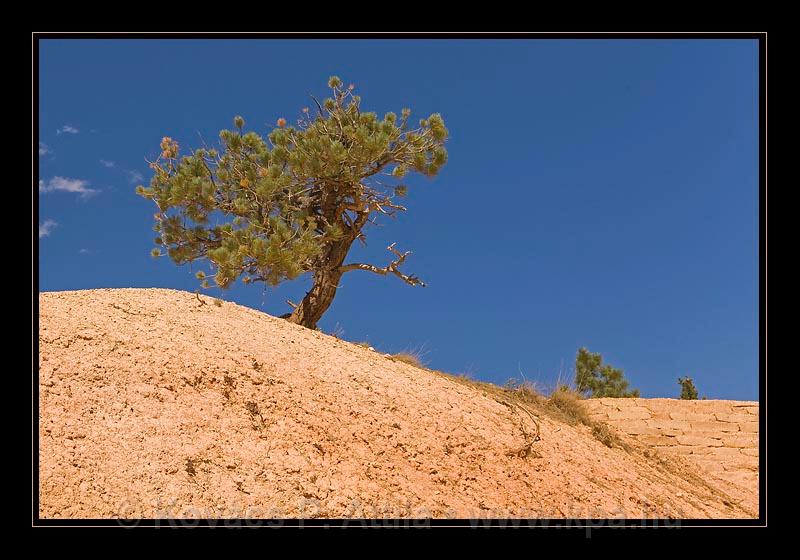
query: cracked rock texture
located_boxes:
[584,398,759,490]
[39,289,757,519]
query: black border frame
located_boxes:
[32,31,767,529]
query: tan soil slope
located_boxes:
[38,289,757,519]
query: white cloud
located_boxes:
[39,176,98,197]
[39,219,57,238]
[127,170,144,184]
[39,142,50,156]
[100,159,115,168]
[79,248,90,254]
[56,125,79,135]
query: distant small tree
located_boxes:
[137,76,448,329]
[575,347,640,398]
[678,376,699,400]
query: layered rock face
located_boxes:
[584,398,759,489]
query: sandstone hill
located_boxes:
[38,289,758,519]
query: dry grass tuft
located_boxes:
[392,352,425,368]
[434,373,628,450]
[546,385,594,426]
[391,345,430,368]
[543,386,628,450]
[590,422,621,449]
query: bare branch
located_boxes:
[309,94,326,119]
[370,199,407,216]
[340,242,426,287]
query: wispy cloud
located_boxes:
[39,142,50,156]
[56,125,79,135]
[100,159,116,168]
[127,170,144,184]
[39,219,58,238]
[79,248,90,254]
[39,176,98,197]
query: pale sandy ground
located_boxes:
[38,289,758,519]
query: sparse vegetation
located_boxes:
[183,374,203,388]
[184,457,211,478]
[392,352,425,368]
[547,385,594,426]
[590,422,620,449]
[678,376,699,400]
[575,347,639,398]
[502,379,547,408]
[436,375,628,450]
[222,374,236,401]
[329,323,345,339]
[390,344,429,367]
[244,401,265,430]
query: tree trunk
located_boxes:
[285,238,352,330]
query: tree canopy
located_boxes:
[574,347,640,398]
[678,376,699,400]
[137,76,448,328]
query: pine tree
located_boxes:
[574,347,640,398]
[678,376,699,400]
[137,76,448,329]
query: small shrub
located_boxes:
[393,352,424,368]
[547,385,593,426]
[678,376,699,400]
[590,422,621,449]
[502,379,626,450]
[575,347,639,398]
[391,344,429,368]
[503,379,546,407]
[329,323,345,338]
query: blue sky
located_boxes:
[37,38,760,399]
